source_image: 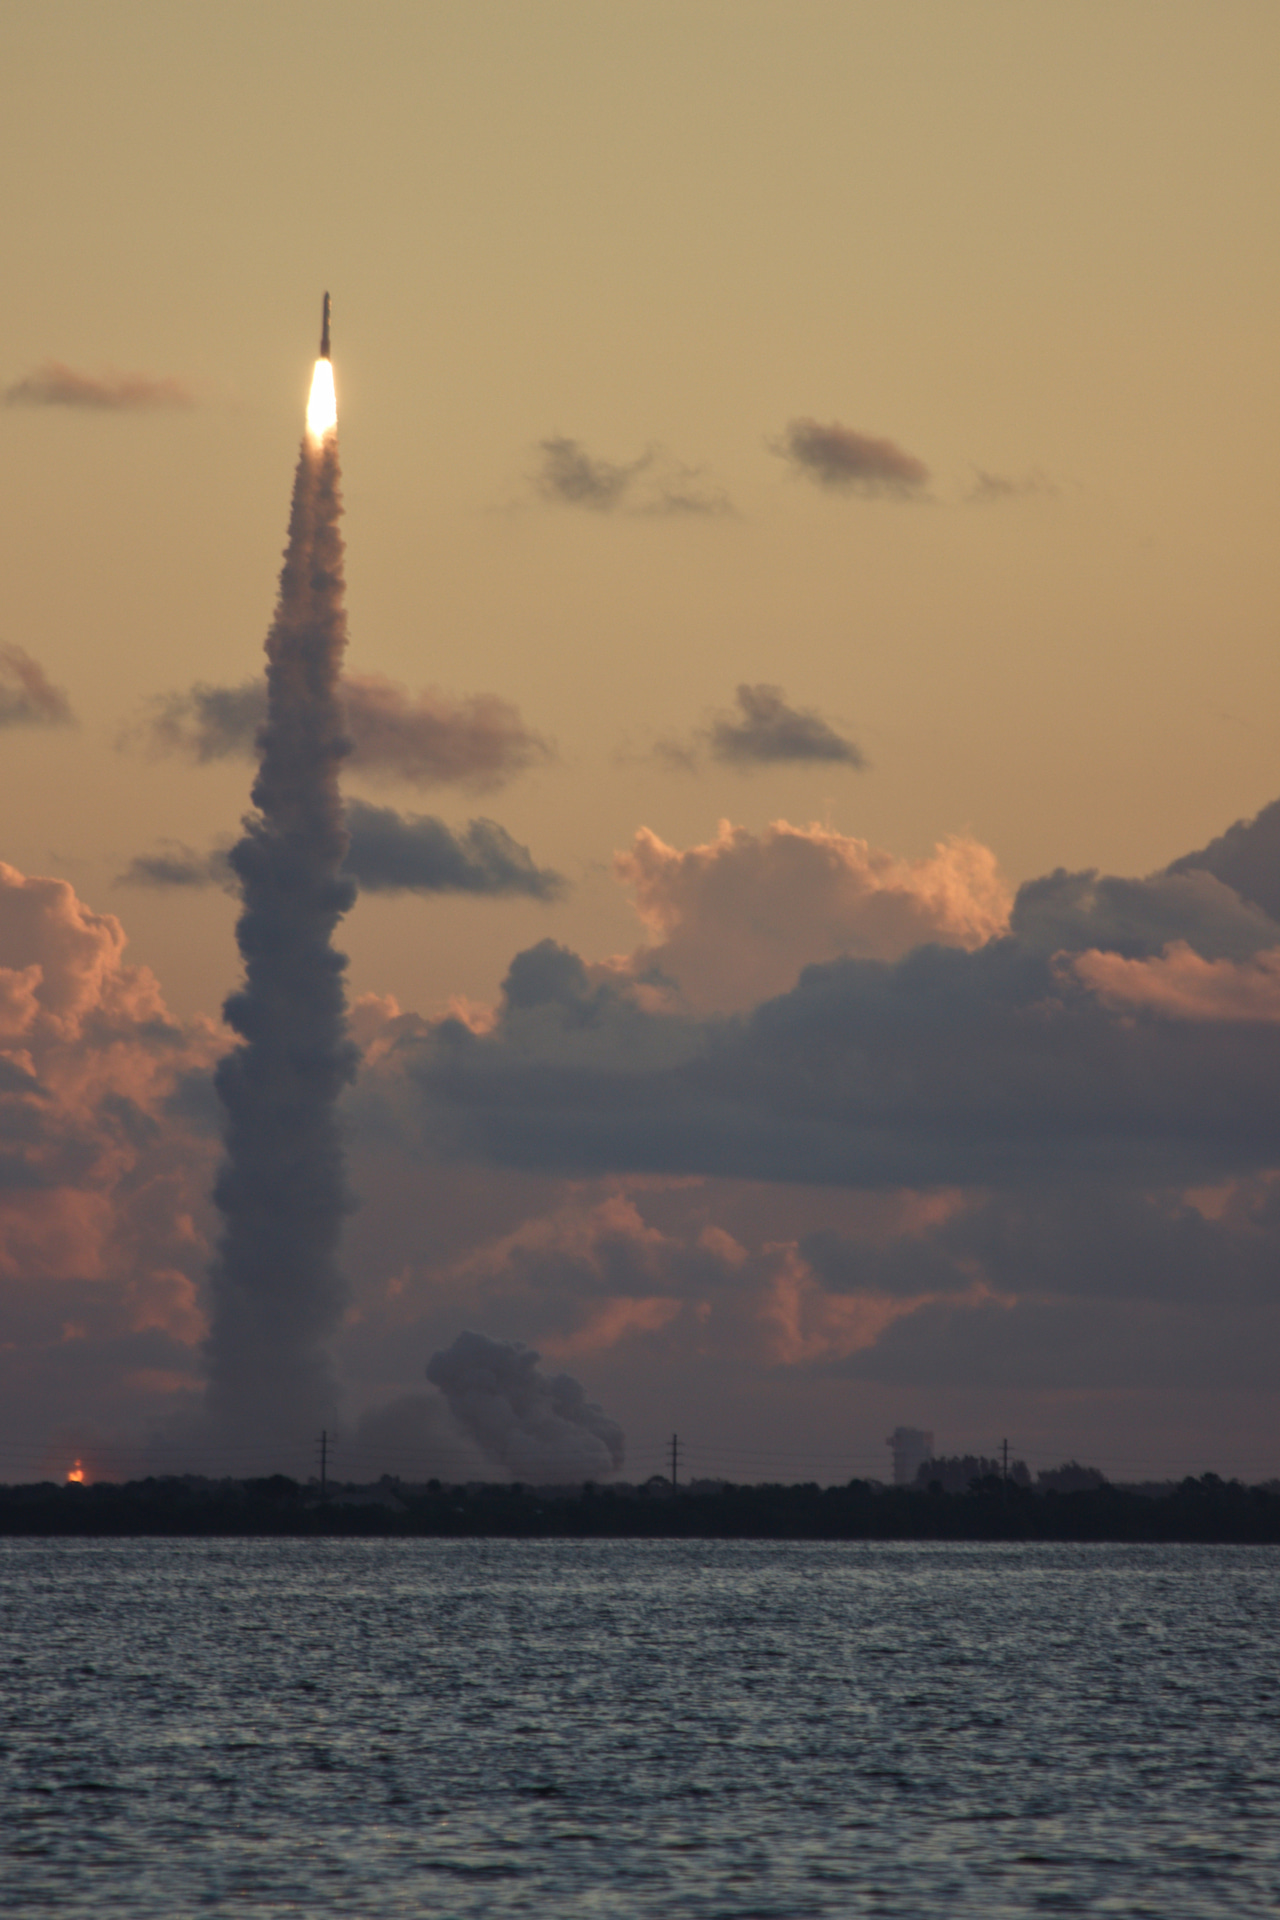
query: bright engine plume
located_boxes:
[306,292,337,440]
[306,361,337,442]
[204,293,356,1454]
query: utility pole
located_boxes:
[1001,1437,1009,1507]
[319,1428,329,1503]
[670,1432,678,1492]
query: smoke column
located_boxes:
[204,335,357,1452]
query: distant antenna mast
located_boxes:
[671,1432,679,1492]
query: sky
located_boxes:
[2,0,1279,1485]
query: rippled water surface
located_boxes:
[2,1539,1278,1915]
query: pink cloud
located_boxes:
[1071,941,1280,1022]
[760,1245,1008,1366]
[0,864,221,1452]
[611,820,1011,1012]
[541,1295,684,1359]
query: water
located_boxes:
[1,1540,1277,1916]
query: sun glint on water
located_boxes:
[306,358,337,441]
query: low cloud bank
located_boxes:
[401,844,1280,1190]
[16,796,1280,1468]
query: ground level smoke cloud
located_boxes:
[425,1331,625,1481]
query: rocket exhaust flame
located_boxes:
[204,296,356,1448]
[306,358,337,441]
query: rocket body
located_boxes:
[320,291,331,360]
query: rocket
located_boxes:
[320,291,331,360]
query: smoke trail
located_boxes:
[426,1332,626,1481]
[204,378,357,1450]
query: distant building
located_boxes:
[887,1427,934,1486]
[915,1453,1033,1492]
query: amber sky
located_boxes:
[2,2,1279,1483]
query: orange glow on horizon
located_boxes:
[306,357,337,441]
[67,1460,86,1484]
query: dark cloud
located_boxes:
[536,436,646,511]
[118,804,562,901]
[124,671,552,793]
[775,418,930,494]
[0,646,74,729]
[344,800,563,899]
[4,363,195,410]
[1168,797,1280,925]
[704,684,865,770]
[425,1330,625,1479]
[534,436,733,517]
[839,1288,1280,1395]
[1010,866,1280,960]
[804,1178,1280,1317]
[401,911,1280,1193]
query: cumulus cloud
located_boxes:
[434,1190,731,1358]
[611,819,1010,1011]
[1070,943,1280,1023]
[774,418,930,495]
[658,684,865,774]
[300,797,1280,1448]
[4,363,195,410]
[534,436,732,517]
[399,918,1280,1194]
[118,803,563,902]
[20,790,1280,1473]
[0,646,74,729]
[124,672,552,793]
[1010,866,1280,961]
[1168,796,1280,924]
[0,862,219,1464]
[424,1330,625,1479]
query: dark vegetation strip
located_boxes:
[2,1475,1279,1542]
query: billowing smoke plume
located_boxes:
[203,398,357,1449]
[426,1331,626,1481]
